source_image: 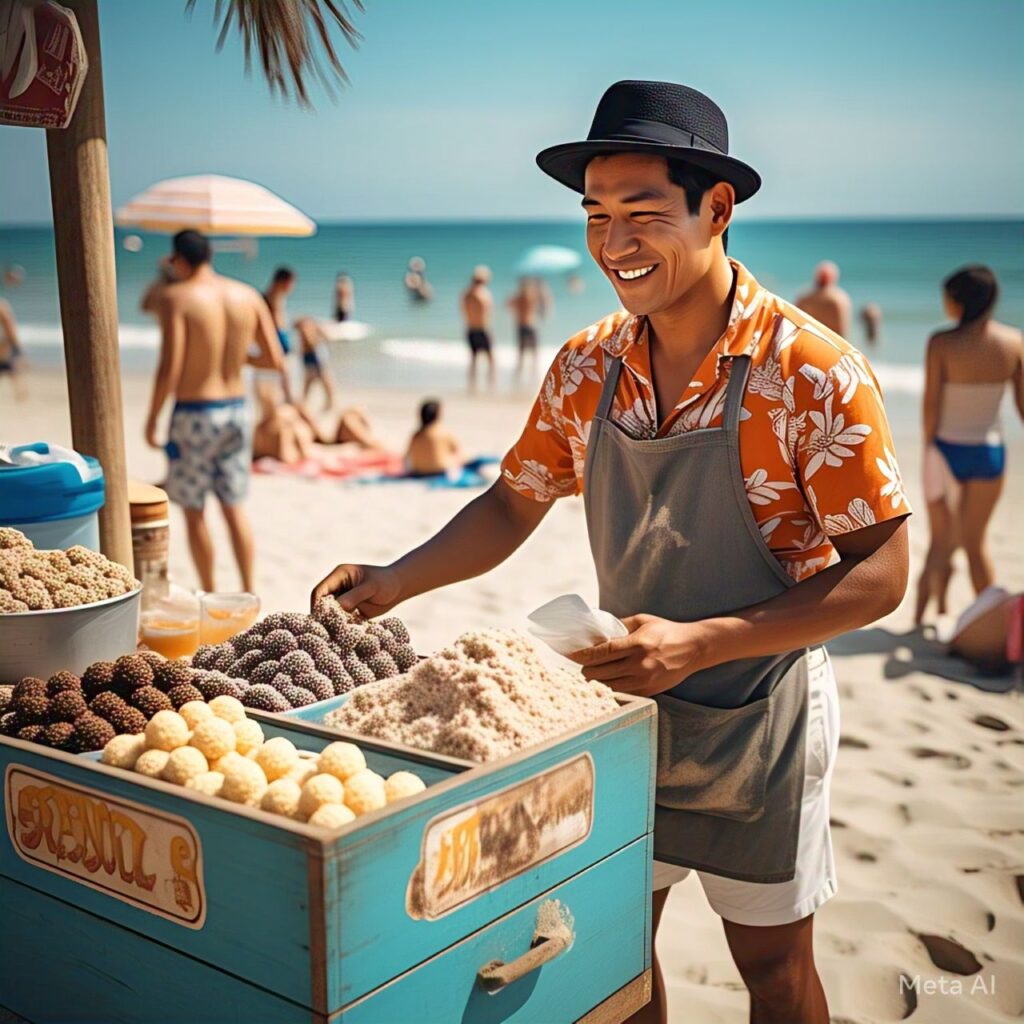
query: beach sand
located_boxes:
[3,368,1023,1022]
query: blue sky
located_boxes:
[2,0,1022,223]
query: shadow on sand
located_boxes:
[827,626,1016,694]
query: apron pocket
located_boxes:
[654,691,773,821]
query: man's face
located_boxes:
[583,153,724,316]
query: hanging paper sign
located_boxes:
[0,0,88,129]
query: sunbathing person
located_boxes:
[405,399,463,476]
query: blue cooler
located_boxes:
[0,442,105,551]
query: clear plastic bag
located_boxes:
[527,594,628,657]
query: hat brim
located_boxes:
[536,140,761,203]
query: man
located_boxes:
[860,302,882,347]
[405,399,463,476]
[460,265,495,392]
[0,296,26,400]
[313,81,911,1024]
[145,230,285,594]
[264,266,296,354]
[296,315,337,411]
[334,272,354,322]
[404,256,432,302]
[796,260,852,337]
[507,276,551,383]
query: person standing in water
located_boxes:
[860,302,882,347]
[916,265,1023,623]
[507,276,551,383]
[334,272,354,322]
[295,316,337,411]
[796,260,851,338]
[0,296,26,400]
[404,256,432,302]
[314,80,911,1024]
[461,265,495,392]
[264,266,296,354]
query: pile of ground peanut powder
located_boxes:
[325,629,619,761]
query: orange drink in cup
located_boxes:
[200,592,260,646]
[139,585,201,659]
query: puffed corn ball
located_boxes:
[343,769,386,816]
[220,757,268,806]
[211,751,246,774]
[317,741,366,782]
[145,710,190,751]
[179,701,214,729]
[232,718,264,755]
[260,778,303,819]
[298,773,344,818]
[208,695,246,724]
[133,748,171,778]
[308,803,356,828]
[186,771,225,797]
[285,759,318,786]
[163,746,209,786]
[101,733,145,768]
[385,771,426,803]
[256,736,299,781]
[189,717,235,761]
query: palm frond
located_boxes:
[186,0,364,106]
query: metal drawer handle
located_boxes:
[477,927,572,994]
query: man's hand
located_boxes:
[311,563,403,618]
[144,415,162,450]
[568,614,708,697]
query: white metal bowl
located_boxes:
[0,586,142,684]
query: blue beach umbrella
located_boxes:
[515,245,582,276]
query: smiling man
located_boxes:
[313,81,911,1024]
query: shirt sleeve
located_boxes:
[791,345,912,536]
[500,349,580,501]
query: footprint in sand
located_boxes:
[855,851,878,863]
[874,770,915,787]
[1016,876,1024,905]
[829,817,847,828]
[915,933,983,975]
[909,747,972,769]
[973,714,1011,732]
[838,735,870,750]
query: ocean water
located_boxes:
[1,220,1021,403]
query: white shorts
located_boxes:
[652,647,840,927]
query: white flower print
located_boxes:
[503,459,572,501]
[616,395,657,439]
[790,516,826,552]
[748,352,785,401]
[799,363,834,403]
[560,348,602,396]
[802,397,872,479]
[679,375,729,431]
[823,497,878,534]
[768,407,806,468]
[786,555,830,582]
[771,316,800,355]
[758,516,782,542]
[567,417,592,482]
[745,469,797,506]
[876,446,908,509]
[830,352,878,405]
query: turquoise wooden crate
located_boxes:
[0,695,656,1022]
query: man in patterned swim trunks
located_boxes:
[145,230,286,593]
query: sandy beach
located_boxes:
[2,367,1023,1022]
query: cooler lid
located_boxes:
[0,442,105,524]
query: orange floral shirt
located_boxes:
[501,259,911,582]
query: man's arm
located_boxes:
[572,517,909,695]
[144,299,186,448]
[1013,332,1024,422]
[250,299,285,372]
[0,300,20,354]
[312,480,552,616]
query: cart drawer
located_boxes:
[340,834,652,1024]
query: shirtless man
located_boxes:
[507,276,551,383]
[144,230,285,594]
[0,297,26,400]
[405,399,463,476]
[796,260,852,337]
[296,316,337,411]
[461,265,494,392]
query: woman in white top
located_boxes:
[916,266,1024,625]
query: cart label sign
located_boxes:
[407,753,594,920]
[5,765,206,928]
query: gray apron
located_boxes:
[583,350,809,883]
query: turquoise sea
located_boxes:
[1,220,1021,405]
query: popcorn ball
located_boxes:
[210,751,245,774]
[260,778,303,819]
[285,759,319,786]
[208,694,246,724]
[101,733,145,769]
[189,717,235,761]
[179,700,214,729]
[232,718,264,755]
[145,710,190,751]
[298,773,345,818]
[220,757,268,806]
[256,736,299,781]
[308,802,356,829]
[163,746,209,786]
[385,771,426,804]
[317,741,366,783]
[186,771,225,797]
[133,748,171,778]
[343,769,386,816]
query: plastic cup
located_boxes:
[200,592,260,646]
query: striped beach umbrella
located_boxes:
[115,174,316,237]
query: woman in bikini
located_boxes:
[916,265,1024,625]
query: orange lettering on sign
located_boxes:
[432,811,481,891]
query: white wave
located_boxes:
[872,362,924,395]
[380,337,561,372]
[18,322,160,350]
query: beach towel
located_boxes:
[354,456,500,489]
[253,450,403,481]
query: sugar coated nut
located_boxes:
[344,769,387,816]
[298,773,345,818]
[100,733,146,769]
[133,748,171,778]
[384,771,426,803]
[232,718,264,755]
[145,710,191,751]
[179,701,214,729]
[260,778,303,819]
[189,717,236,761]
[186,771,225,797]
[317,741,366,783]
[208,694,246,724]
[308,802,356,828]
[256,736,299,781]
[162,746,209,785]
[220,758,268,806]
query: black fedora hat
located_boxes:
[536,80,761,203]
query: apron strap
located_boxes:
[722,355,752,434]
[595,353,624,421]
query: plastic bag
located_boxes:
[527,594,628,657]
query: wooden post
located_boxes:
[44,0,133,571]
